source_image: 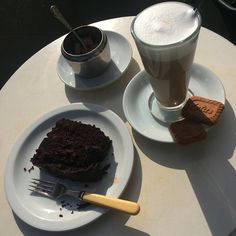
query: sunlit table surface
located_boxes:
[1,16,236,236]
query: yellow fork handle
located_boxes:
[81,192,140,215]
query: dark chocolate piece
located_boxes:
[169,119,207,145]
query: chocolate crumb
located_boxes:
[60,208,62,211]
[103,163,110,171]
[75,202,90,210]
[24,168,27,172]
[59,214,63,218]
[27,166,34,173]
[71,211,74,214]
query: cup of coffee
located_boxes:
[61,26,111,78]
[131,2,201,123]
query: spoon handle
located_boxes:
[193,0,204,12]
[50,5,87,50]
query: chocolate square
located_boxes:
[169,119,207,145]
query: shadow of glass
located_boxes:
[132,100,236,236]
[65,58,140,122]
[13,146,144,236]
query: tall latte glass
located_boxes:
[131,2,201,123]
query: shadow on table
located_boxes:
[229,228,236,236]
[13,146,147,236]
[133,100,236,236]
[64,58,141,122]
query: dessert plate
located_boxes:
[5,103,134,231]
[57,31,132,91]
[123,63,226,142]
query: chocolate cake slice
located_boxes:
[31,118,112,182]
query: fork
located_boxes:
[29,178,140,215]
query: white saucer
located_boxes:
[123,64,226,143]
[57,31,132,91]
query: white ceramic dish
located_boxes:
[5,103,134,231]
[123,63,226,142]
[57,31,132,90]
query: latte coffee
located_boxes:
[131,2,201,108]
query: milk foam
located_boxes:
[133,2,199,45]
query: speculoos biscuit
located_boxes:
[181,96,224,125]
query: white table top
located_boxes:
[1,16,236,236]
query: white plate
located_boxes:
[5,103,134,231]
[57,31,132,90]
[123,63,226,142]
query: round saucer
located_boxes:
[57,31,132,91]
[123,64,226,143]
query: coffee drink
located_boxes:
[143,51,196,107]
[131,2,201,108]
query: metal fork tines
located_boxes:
[28,178,140,215]
[29,178,57,198]
[29,178,83,199]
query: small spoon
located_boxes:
[50,5,87,50]
[193,0,204,12]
